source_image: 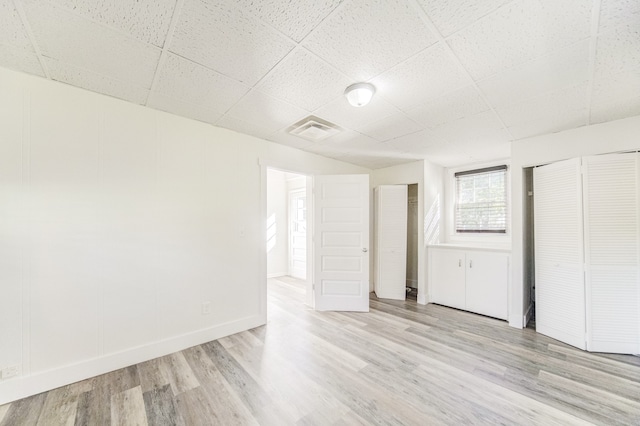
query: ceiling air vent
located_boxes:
[287,115,341,142]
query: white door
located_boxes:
[313,174,369,311]
[429,248,466,310]
[289,190,307,279]
[374,185,408,300]
[534,158,586,350]
[583,152,639,354]
[465,251,509,320]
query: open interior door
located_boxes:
[313,174,369,311]
[534,158,586,350]
[374,185,408,300]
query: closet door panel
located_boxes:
[374,185,408,300]
[583,152,639,354]
[534,158,586,350]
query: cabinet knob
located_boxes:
[469,260,473,268]
[458,259,462,267]
[362,248,368,253]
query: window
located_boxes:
[455,165,507,233]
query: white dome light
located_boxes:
[344,82,375,107]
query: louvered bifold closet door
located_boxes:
[583,152,640,354]
[534,158,586,349]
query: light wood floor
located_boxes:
[1,276,639,425]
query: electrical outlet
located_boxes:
[1,365,21,379]
[201,301,211,315]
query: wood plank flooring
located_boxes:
[1,276,639,425]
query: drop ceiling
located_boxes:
[1,0,638,169]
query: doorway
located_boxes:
[262,164,371,316]
[374,183,419,301]
[266,168,309,296]
[406,184,419,300]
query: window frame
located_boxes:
[446,162,511,241]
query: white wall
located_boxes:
[0,66,368,404]
[371,159,443,304]
[510,114,640,328]
[266,169,288,277]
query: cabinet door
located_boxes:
[429,249,465,310]
[466,252,509,320]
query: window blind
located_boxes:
[455,165,507,233]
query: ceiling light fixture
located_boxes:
[344,82,375,107]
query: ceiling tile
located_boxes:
[448,0,592,80]
[594,25,640,80]
[0,44,44,77]
[24,1,161,87]
[153,53,250,116]
[497,83,587,126]
[453,138,510,163]
[407,85,488,129]
[46,57,149,104]
[357,111,423,142]
[430,110,510,145]
[46,0,177,47]
[478,40,590,108]
[235,0,342,43]
[507,112,587,141]
[302,0,438,81]
[592,68,640,105]
[591,96,640,125]
[256,48,352,112]
[0,0,44,76]
[496,84,588,139]
[303,141,353,158]
[267,130,315,151]
[371,42,471,111]
[385,129,443,152]
[170,0,295,86]
[318,130,381,153]
[147,92,223,125]
[216,115,274,140]
[591,70,640,116]
[225,90,308,134]
[599,0,640,32]
[1,0,34,50]
[314,93,398,130]
[415,141,470,167]
[416,0,511,37]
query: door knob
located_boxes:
[362,248,368,252]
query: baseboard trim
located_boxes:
[267,272,286,278]
[0,314,264,405]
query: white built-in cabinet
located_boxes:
[534,152,639,354]
[374,185,408,300]
[429,247,509,320]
